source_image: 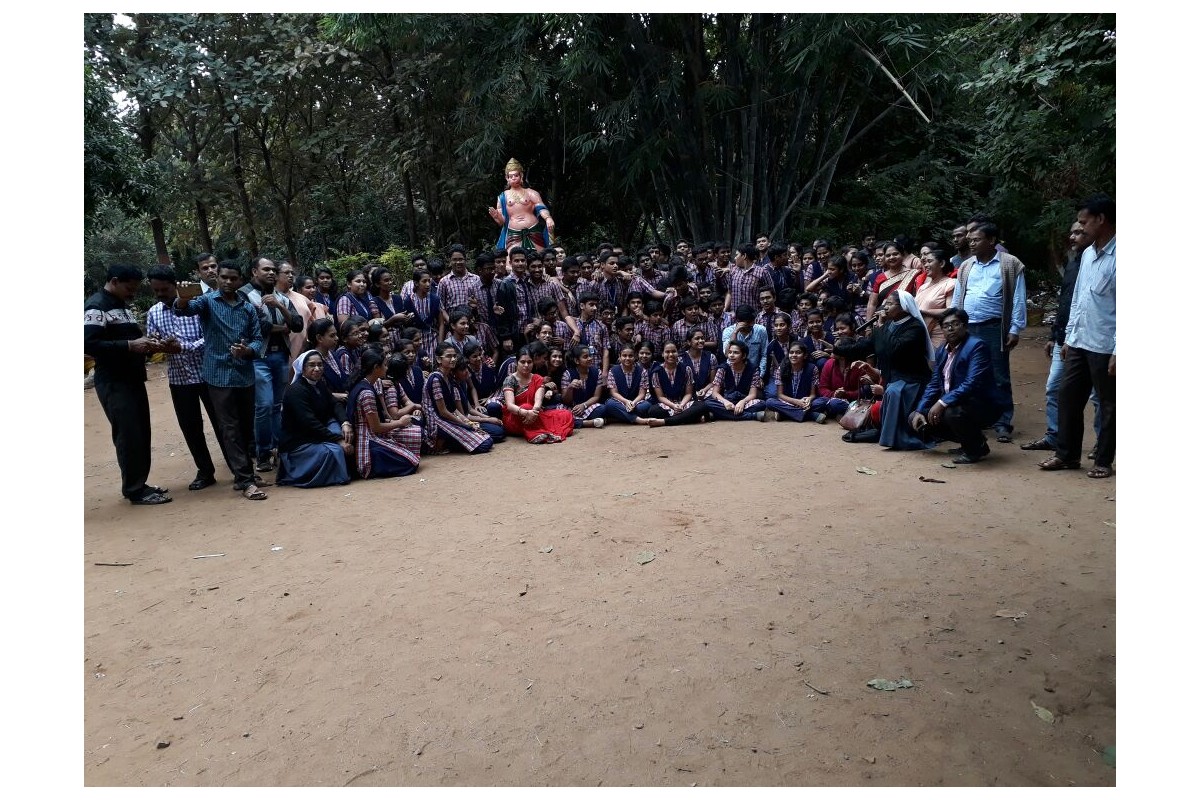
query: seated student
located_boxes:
[708,294,733,340]
[796,292,820,316]
[704,339,768,421]
[307,317,350,403]
[561,344,607,429]
[501,346,577,443]
[401,326,433,373]
[799,309,835,370]
[277,350,353,488]
[817,314,872,418]
[452,356,506,442]
[910,307,1004,464]
[544,345,568,409]
[348,348,422,478]
[764,312,799,398]
[335,315,369,382]
[720,304,770,380]
[604,343,665,426]
[681,326,718,399]
[764,342,827,423]
[525,298,573,348]
[821,295,852,336]
[421,343,494,455]
[648,341,709,426]
[639,300,673,353]
[636,340,659,377]
[392,338,425,406]
[383,353,425,429]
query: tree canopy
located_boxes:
[83,12,1115,284]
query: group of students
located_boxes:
[87,219,1071,504]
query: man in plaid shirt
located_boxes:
[147,267,225,491]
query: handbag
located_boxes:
[839,398,873,431]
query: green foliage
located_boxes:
[82,12,1115,284]
[312,251,375,288]
[378,245,417,286]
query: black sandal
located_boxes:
[1038,456,1080,471]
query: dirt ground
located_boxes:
[82,326,1116,787]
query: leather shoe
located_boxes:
[1020,437,1055,451]
[189,475,217,491]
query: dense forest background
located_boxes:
[83,12,1115,296]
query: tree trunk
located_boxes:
[229,125,260,259]
[195,200,213,253]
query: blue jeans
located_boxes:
[1043,344,1100,447]
[253,351,289,458]
[968,321,1013,432]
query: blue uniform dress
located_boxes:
[765,363,825,422]
[562,366,606,425]
[681,350,717,398]
[704,363,766,420]
[403,292,443,360]
[348,379,421,478]
[604,364,653,423]
[649,363,709,425]
[455,378,505,442]
[421,370,493,454]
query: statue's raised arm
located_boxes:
[488,157,555,252]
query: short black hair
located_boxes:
[106,264,144,282]
[940,307,969,326]
[146,266,177,284]
[1077,194,1115,224]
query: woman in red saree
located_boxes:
[501,347,576,443]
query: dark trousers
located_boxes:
[646,401,709,426]
[94,376,153,499]
[169,382,222,479]
[967,320,1013,431]
[927,402,1000,458]
[207,384,257,489]
[1055,347,1116,467]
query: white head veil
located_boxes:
[292,349,321,384]
[894,290,936,367]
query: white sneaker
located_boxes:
[755,410,767,422]
[592,418,605,429]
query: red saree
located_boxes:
[501,372,575,442]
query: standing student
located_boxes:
[403,269,445,359]
[561,344,607,428]
[765,343,827,423]
[705,339,767,421]
[648,341,709,426]
[85,264,172,505]
[573,291,612,373]
[348,349,422,478]
[146,266,225,491]
[171,260,269,500]
[604,343,665,426]
[422,343,494,454]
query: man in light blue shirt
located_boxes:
[951,222,1026,441]
[721,304,770,379]
[1039,195,1116,478]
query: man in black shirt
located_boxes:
[83,265,171,505]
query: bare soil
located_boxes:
[83,327,1116,786]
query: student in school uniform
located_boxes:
[764,343,828,423]
[704,339,767,421]
[647,341,709,426]
[420,343,495,455]
[561,344,607,429]
[402,269,445,359]
[348,348,422,479]
[334,316,369,385]
[681,327,718,399]
[604,343,666,427]
[572,291,611,374]
[763,312,800,399]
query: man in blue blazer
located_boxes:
[910,307,1004,463]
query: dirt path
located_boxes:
[83,327,1116,786]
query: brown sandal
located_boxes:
[1038,456,1080,471]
